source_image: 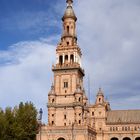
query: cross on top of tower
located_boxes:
[66,0,73,6]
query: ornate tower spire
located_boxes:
[48,0,86,127]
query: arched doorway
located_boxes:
[58,138,65,140]
[123,137,131,140]
[135,137,140,140]
[111,137,118,140]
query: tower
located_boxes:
[48,0,85,127]
[37,1,96,140]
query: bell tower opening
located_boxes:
[70,54,74,63]
[65,55,68,64]
[59,55,63,65]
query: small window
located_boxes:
[64,123,66,126]
[52,99,54,103]
[92,112,94,116]
[67,42,69,45]
[52,121,54,125]
[52,114,54,117]
[64,115,67,119]
[79,120,81,124]
[64,82,68,88]
[67,26,69,33]
[79,97,81,102]
[99,98,101,102]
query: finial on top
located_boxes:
[97,87,104,96]
[66,0,73,6]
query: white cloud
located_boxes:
[0,39,55,122]
[75,0,140,109]
[0,0,140,123]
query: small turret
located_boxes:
[96,88,104,104]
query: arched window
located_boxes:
[111,138,119,140]
[67,41,69,46]
[52,99,54,103]
[70,54,74,63]
[59,55,63,65]
[135,137,140,140]
[123,137,131,140]
[67,26,69,34]
[58,138,65,140]
[65,55,68,63]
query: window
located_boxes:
[65,55,68,62]
[64,123,66,126]
[64,115,67,119]
[64,82,68,88]
[59,55,63,65]
[79,120,81,124]
[52,121,54,125]
[92,112,94,116]
[67,42,69,45]
[52,114,54,117]
[67,26,69,33]
[52,99,54,103]
[70,54,74,63]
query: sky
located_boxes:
[0,0,140,122]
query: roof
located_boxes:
[62,5,77,21]
[106,110,140,124]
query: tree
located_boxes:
[0,102,38,140]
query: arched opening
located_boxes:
[65,55,68,64]
[58,138,65,140]
[52,99,54,103]
[135,138,140,140]
[123,137,131,140]
[67,26,69,34]
[111,138,118,140]
[59,55,63,65]
[70,54,74,63]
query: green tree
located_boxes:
[0,108,5,140]
[14,102,38,140]
[0,102,38,140]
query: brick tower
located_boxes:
[37,0,96,140]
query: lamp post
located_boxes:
[38,108,43,140]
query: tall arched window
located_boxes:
[65,55,68,63]
[70,54,74,63]
[59,55,63,65]
[67,26,69,34]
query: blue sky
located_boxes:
[0,0,140,122]
[0,0,63,49]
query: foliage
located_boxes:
[0,102,38,140]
